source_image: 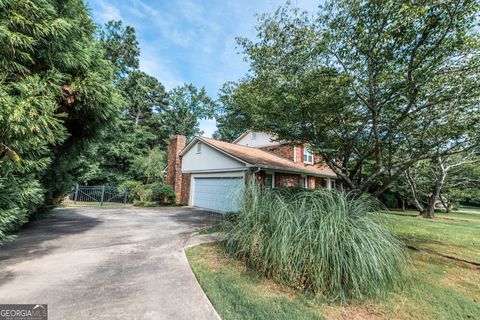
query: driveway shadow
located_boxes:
[0,208,102,262]
[169,208,222,228]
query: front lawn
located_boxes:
[186,211,480,320]
[376,210,479,263]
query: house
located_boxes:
[166,131,339,212]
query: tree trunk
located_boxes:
[422,196,436,218]
[421,158,448,219]
[400,198,406,211]
[405,168,424,213]
[439,194,452,213]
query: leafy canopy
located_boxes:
[0,0,119,241]
[219,0,480,196]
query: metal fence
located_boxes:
[63,184,128,206]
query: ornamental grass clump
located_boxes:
[223,183,409,302]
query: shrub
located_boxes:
[223,183,409,302]
[119,180,144,202]
[148,183,176,204]
[133,200,159,207]
[119,181,176,205]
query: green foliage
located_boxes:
[132,200,159,207]
[130,147,167,183]
[224,183,409,302]
[159,84,216,140]
[213,83,251,142]
[98,20,140,78]
[0,0,119,241]
[223,0,480,195]
[120,180,176,206]
[148,183,176,203]
[120,70,168,129]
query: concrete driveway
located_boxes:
[0,206,221,320]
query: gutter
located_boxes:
[246,164,337,178]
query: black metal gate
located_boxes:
[64,184,128,206]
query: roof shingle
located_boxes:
[197,136,336,177]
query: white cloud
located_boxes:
[139,47,184,90]
[94,0,122,22]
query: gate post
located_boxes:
[74,183,79,204]
[100,185,105,206]
[123,187,128,205]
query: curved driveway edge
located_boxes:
[0,206,222,320]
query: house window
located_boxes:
[196,142,202,154]
[301,176,308,188]
[303,148,313,164]
[265,173,274,188]
[330,179,336,189]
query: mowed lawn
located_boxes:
[186,208,480,320]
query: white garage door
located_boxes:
[192,177,244,212]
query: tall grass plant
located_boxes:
[223,183,409,302]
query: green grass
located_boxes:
[187,243,480,320]
[198,223,225,235]
[376,211,479,263]
[186,204,480,320]
[187,243,325,320]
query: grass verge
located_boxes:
[186,242,480,320]
[187,209,480,320]
[376,211,479,263]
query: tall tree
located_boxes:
[159,84,216,140]
[223,0,480,198]
[98,20,140,78]
[213,82,252,142]
[0,0,119,240]
[120,70,168,128]
[405,149,480,217]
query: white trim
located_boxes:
[182,168,249,174]
[232,130,251,144]
[264,172,275,188]
[180,137,249,164]
[293,146,297,163]
[190,171,246,178]
[180,136,338,179]
[303,147,314,164]
[301,175,308,189]
[248,164,337,178]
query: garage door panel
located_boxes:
[193,177,244,212]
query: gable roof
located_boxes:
[180,136,336,178]
[232,130,251,144]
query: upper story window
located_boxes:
[196,142,202,154]
[303,148,313,164]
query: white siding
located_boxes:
[235,131,279,147]
[182,141,246,172]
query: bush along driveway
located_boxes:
[0,206,221,320]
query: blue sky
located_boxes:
[87,0,320,136]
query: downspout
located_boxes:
[251,167,261,181]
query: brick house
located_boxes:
[166,131,339,212]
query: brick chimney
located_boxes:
[166,135,187,203]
